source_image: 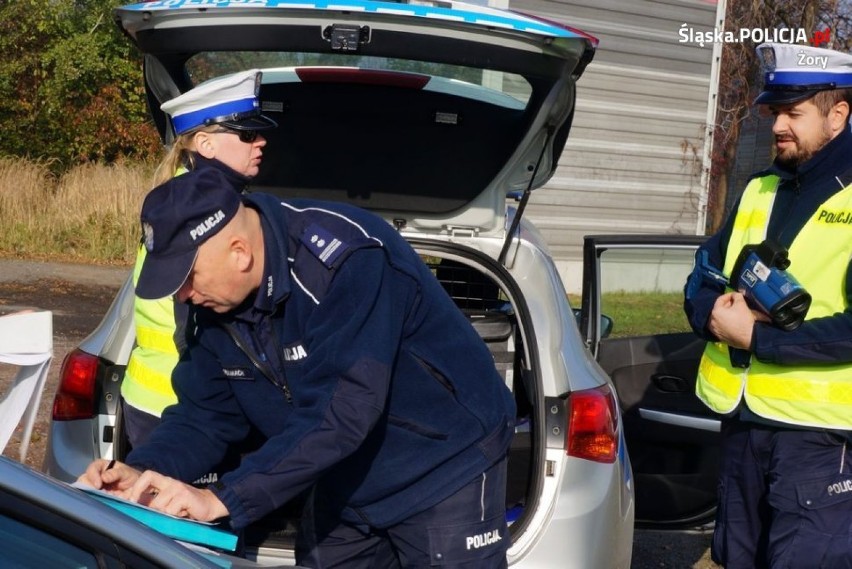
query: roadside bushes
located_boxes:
[0,0,160,171]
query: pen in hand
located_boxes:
[106,459,116,471]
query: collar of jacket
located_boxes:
[759,124,852,186]
[233,195,292,322]
[190,154,254,192]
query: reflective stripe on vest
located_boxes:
[120,244,180,416]
[123,356,178,416]
[121,167,189,417]
[136,324,179,354]
[696,174,852,429]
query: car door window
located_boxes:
[597,245,694,338]
[0,513,99,568]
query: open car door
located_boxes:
[578,234,720,528]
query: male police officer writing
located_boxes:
[80,167,516,568]
[685,43,852,568]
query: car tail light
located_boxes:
[566,385,618,463]
[52,349,99,421]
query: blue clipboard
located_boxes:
[75,485,238,552]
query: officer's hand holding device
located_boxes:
[729,240,811,332]
[687,239,811,331]
[687,240,811,367]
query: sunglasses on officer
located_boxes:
[213,127,261,143]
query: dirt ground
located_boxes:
[0,259,721,568]
[0,260,127,470]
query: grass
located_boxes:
[0,157,155,266]
[569,291,692,338]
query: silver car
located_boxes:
[45,1,720,566]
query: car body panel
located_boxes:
[401,227,636,567]
[117,0,593,41]
[579,234,718,529]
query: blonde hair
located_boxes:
[151,125,222,186]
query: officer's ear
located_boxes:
[229,235,253,273]
[829,100,850,133]
[193,131,217,159]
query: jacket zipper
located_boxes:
[222,322,293,404]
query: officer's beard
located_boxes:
[774,124,832,169]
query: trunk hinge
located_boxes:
[545,395,567,450]
[498,128,554,266]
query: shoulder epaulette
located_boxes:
[301,223,350,268]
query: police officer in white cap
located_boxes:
[685,43,852,568]
[122,69,277,475]
[155,69,278,184]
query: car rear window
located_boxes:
[185,51,532,108]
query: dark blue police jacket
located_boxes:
[127,193,516,530]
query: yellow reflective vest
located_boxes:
[696,174,852,429]
[120,245,180,416]
[121,167,189,417]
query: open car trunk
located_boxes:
[249,71,535,215]
[115,0,596,238]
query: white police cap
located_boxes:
[755,43,852,105]
[161,69,277,135]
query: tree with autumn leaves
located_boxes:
[706,0,852,232]
[0,0,160,170]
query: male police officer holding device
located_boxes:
[79,168,516,568]
[684,42,852,568]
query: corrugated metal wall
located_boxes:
[509,0,721,292]
[728,109,774,213]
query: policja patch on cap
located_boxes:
[136,168,243,300]
[161,69,278,135]
[755,42,852,105]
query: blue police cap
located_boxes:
[755,43,852,105]
[161,69,277,135]
[137,169,243,300]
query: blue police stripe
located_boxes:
[172,97,259,134]
[765,70,852,89]
[122,0,580,37]
[618,432,632,487]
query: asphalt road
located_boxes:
[0,258,720,568]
